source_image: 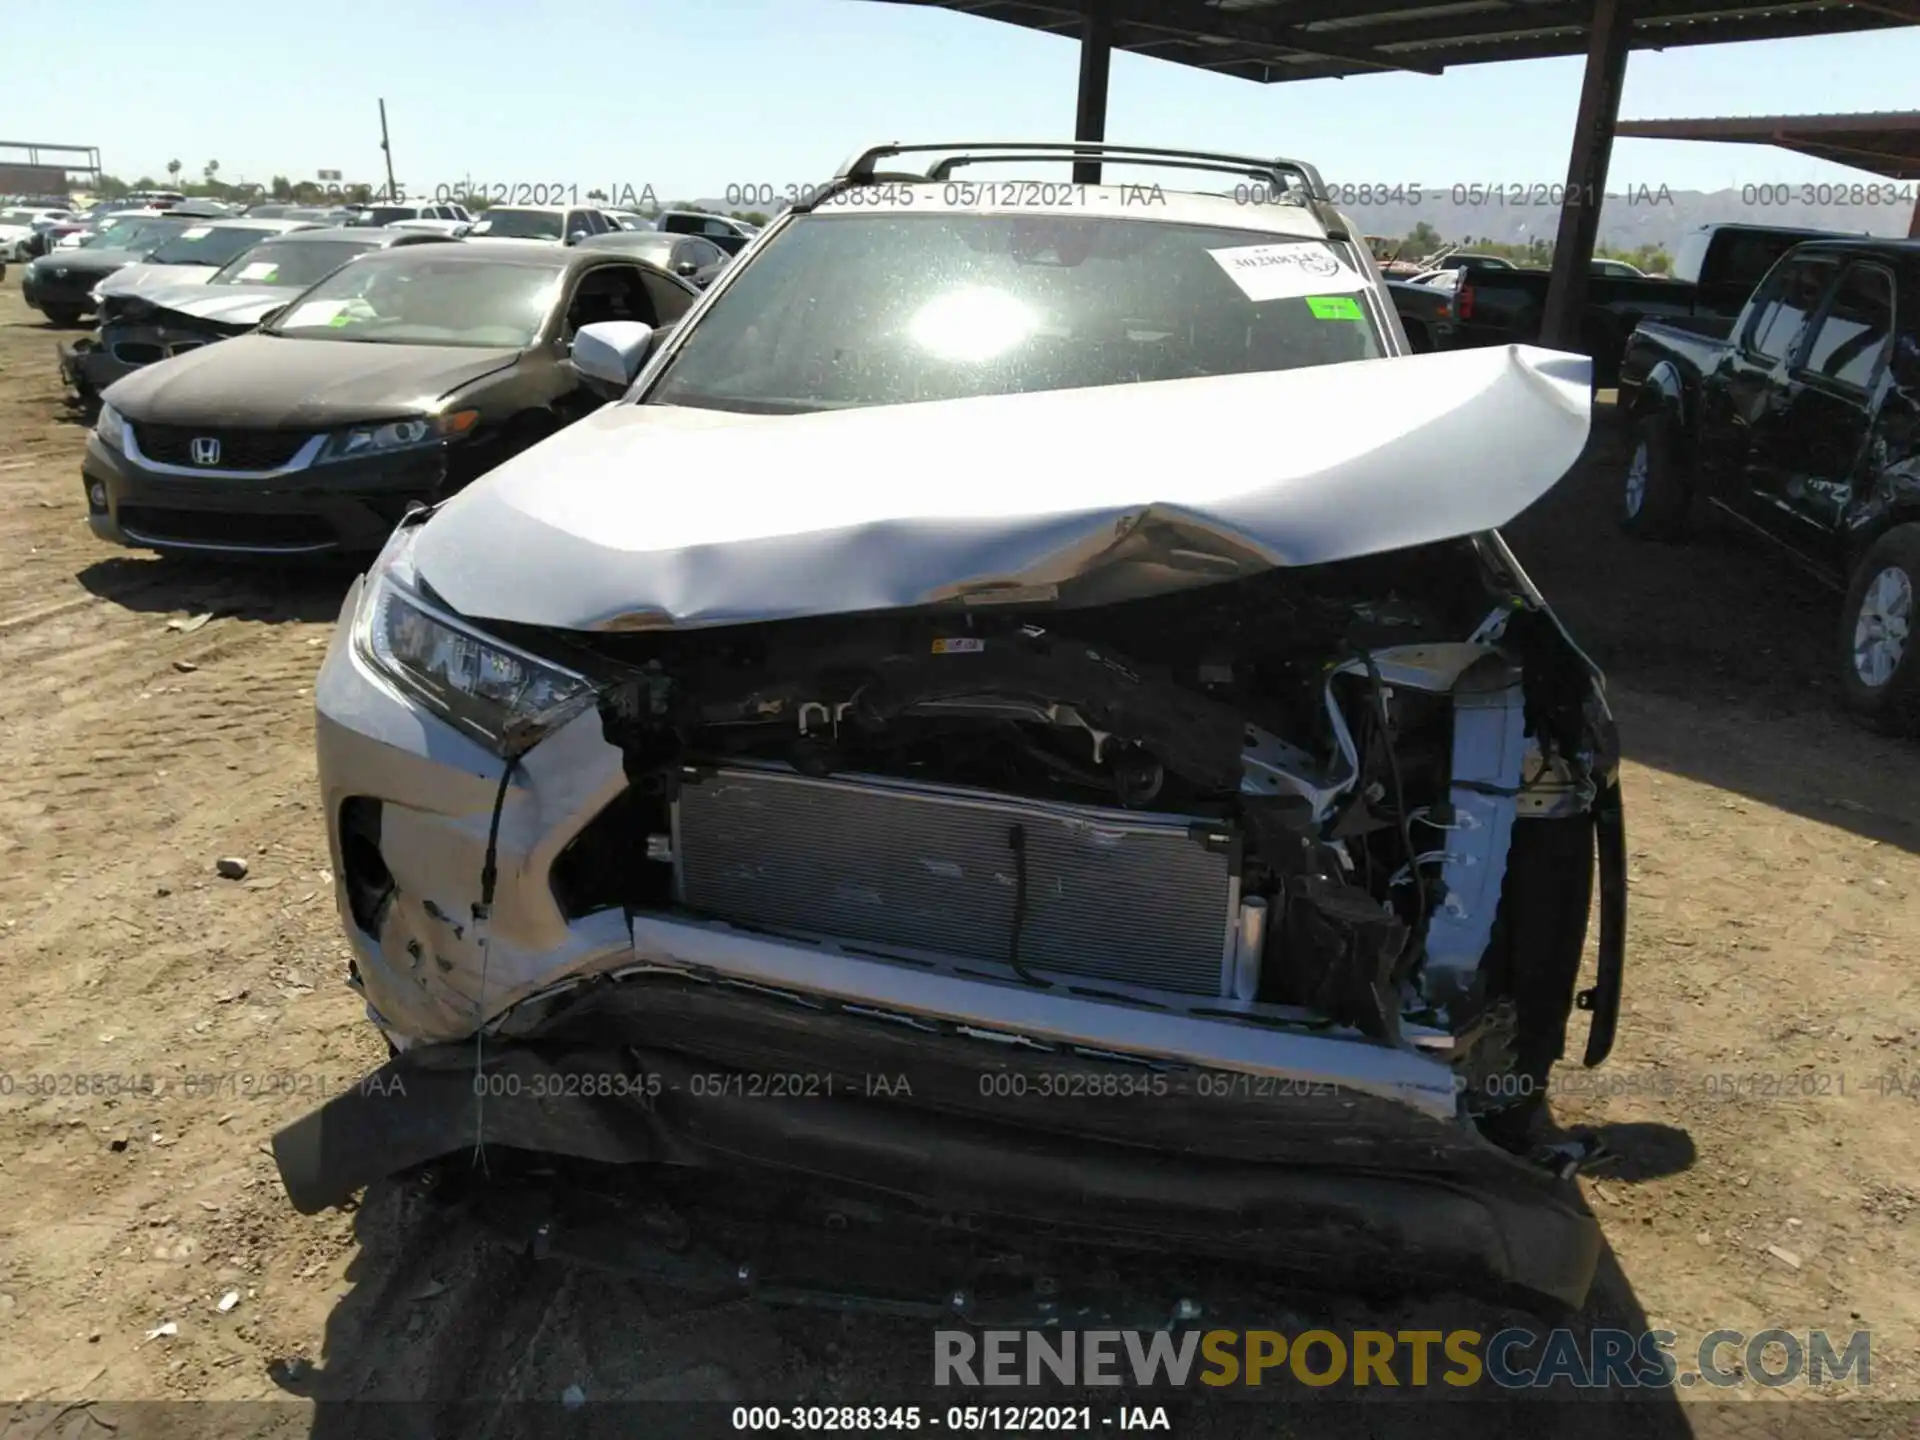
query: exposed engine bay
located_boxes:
[537,533,1620,1119]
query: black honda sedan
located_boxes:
[81,242,698,557]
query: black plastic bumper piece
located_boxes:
[1579,777,1627,1067]
[273,1034,1602,1311]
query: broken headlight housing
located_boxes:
[354,528,594,755]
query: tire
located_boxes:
[1837,523,1920,736]
[1402,320,1432,355]
[1619,410,1692,540]
[40,304,85,328]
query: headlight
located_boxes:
[95,402,126,450]
[319,409,478,465]
[353,529,594,755]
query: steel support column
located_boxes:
[1540,0,1634,351]
[1073,0,1113,184]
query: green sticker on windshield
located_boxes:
[327,313,354,327]
[1306,295,1364,321]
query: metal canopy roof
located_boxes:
[876,0,1920,83]
[1617,110,1920,178]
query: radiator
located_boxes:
[673,763,1241,997]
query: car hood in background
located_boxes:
[121,282,301,328]
[102,334,522,428]
[95,263,224,298]
[414,344,1592,632]
[30,248,147,278]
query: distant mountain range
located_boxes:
[683,185,1916,254]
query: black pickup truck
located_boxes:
[1425,223,1848,386]
[1617,236,1920,733]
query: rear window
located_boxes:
[470,208,564,240]
[647,212,1386,415]
[146,225,284,267]
[208,237,375,288]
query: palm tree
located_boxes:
[166,159,182,182]
[203,159,220,184]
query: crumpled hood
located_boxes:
[95,263,222,298]
[120,281,298,328]
[415,344,1591,632]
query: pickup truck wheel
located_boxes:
[40,304,85,328]
[1619,412,1691,540]
[1838,525,1920,735]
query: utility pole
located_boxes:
[379,99,398,201]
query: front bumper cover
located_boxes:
[273,976,1603,1311]
[82,430,446,556]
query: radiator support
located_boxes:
[671,763,1243,998]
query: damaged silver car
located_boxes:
[275,144,1627,1314]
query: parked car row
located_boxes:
[76,236,703,553]
[61,226,459,403]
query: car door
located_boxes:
[1746,260,1899,568]
[1695,253,1841,521]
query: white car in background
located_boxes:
[0,207,73,260]
[350,201,475,236]
[464,203,622,245]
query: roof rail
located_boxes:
[798,140,1348,239]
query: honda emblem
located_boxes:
[190,437,222,466]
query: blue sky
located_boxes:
[26,0,1920,201]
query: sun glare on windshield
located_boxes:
[907,287,1038,363]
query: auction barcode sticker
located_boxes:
[1207,241,1367,302]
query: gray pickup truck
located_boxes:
[1617,236,1920,733]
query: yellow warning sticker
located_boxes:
[932,638,985,654]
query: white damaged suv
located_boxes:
[275,143,1624,1312]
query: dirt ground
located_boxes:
[0,270,1917,1439]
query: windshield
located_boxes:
[145,225,284,267]
[354,206,419,227]
[209,237,374,288]
[266,255,560,347]
[470,208,563,240]
[648,212,1386,414]
[79,218,183,252]
[0,210,38,226]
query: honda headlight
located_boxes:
[95,402,127,451]
[319,410,477,465]
[353,529,594,755]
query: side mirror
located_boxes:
[675,260,698,276]
[565,230,587,246]
[571,320,654,388]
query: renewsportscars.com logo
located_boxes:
[934,1328,1873,1391]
